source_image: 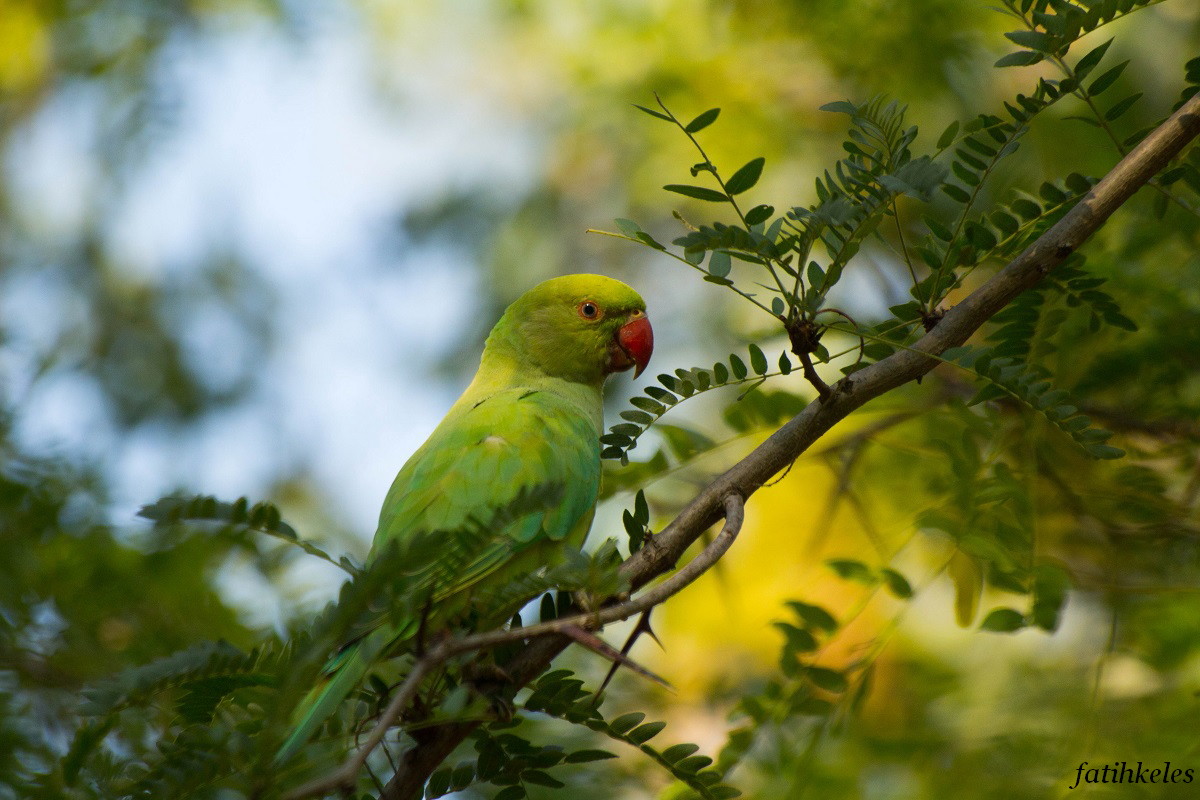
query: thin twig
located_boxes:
[796,349,832,400]
[282,657,439,800]
[890,200,923,312]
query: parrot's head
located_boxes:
[488,274,653,385]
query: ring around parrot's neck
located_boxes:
[450,274,652,433]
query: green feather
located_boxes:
[275,632,386,764]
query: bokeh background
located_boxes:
[4,2,1200,798]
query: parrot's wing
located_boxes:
[276,389,600,765]
[373,387,601,616]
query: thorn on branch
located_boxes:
[558,623,672,689]
[593,609,662,705]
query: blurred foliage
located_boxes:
[2,0,1200,799]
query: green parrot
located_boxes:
[276,273,652,762]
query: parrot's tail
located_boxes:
[275,641,375,765]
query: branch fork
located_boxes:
[284,494,746,800]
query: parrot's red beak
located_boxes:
[611,314,653,378]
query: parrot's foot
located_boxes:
[488,693,516,722]
[463,662,516,721]
[572,589,609,614]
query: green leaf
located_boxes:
[942,183,971,204]
[745,204,774,225]
[1088,60,1129,95]
[880,568,913,599]
[980,608,1026,632]
[953,161,980,187]
[787,601,838,632]
[660,743,701,763]
[675,755,714,773]
[995,50,1044,68]
[565,749,619,763]
[807,261,826,289]
[634,104,672,122]
[645,386,677,404]
[936,120,960,149]
[1031,564,1070,631]
[519,769,563,788]
[627,721,667,743]
[1104,93,1142,121]
[1074,38,1113,79]
[636,231,666,250]
[664,184,728,202]
[990,210,1019,237]
[427,767,452,798]
[773,621,818,652]
[1085,443,1126,460]
[622,510,643,551]
[793,696,834,716]
[826,558,876,584]
[726,157,766,195]
[748,344,768,375]
[729,354,748,380]
[1039,182,1067,203]
[964,136,998,157]
[1064,171,1093,194]
[708,249,732,278]
[889,301,923,321]
[1003,29,1055,53]
[685,107,721,133]
[609,712,645,734]
[819,100,857,114]
[807,666,848,692]
[1011,197,1042,219]
[630,396,665,415]
[614,218,640,237]
[451,763,476,791]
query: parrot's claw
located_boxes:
[489,694,517,722]
[463,662,516,720]
[571,590,598,613]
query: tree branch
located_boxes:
[377,92,1200,800]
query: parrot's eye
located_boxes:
[577,301,602,320]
